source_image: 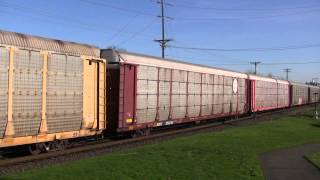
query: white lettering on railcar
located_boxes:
[165,121,174,126]
[156,121,174,127]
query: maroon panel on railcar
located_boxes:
[118,64,137,130]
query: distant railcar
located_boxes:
[309,86,320,103]
[249,75,290,112]
[290,82,310,106]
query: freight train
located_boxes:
[0,30,319,154]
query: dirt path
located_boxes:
[260,143,320,180]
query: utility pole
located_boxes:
[155,0,172,58]
[284,68,291,81]
[314,93,319,120]
[250,61,261,75]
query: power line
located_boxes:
[263,61,320,65]
[174,8,320,21]
[80,0,320,21]
[1,1,157,44]
[106,1,152,44]
[217,61,320,66]
[168,40,247,61]
[1,2,109,34]
[80,0,157,17]
[106,14,140,44]
[168,43,320,52]
[172,2,320,11]
[116,19,158,46]
[166,54,320,66]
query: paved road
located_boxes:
[260,143,320,180]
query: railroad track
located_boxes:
[0,105,313,176]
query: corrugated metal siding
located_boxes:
[253,80,289,111]
[118,66,125,128]
[310,87,320,103]
[0,30,100,57]
[201,74,213,116]
[239,79,247,112]
[292,85,308,105]
[134,64,248,125]
[255,81,278,110]
[136,65,158,124]
[0,47,8,138]
[277,83,289,108]
[158,68,171,121]
[187,72,201,117]
[46,54,83,133]
[13,50,43,137]
[213,75,224,114]
[172,70,187,119]
[223,77,233,113]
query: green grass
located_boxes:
[4,113,320,180]
[306,152,320,169]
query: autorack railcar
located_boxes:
[0,30,106,152]
[102,49,249,135]
[290,82,310,106]
[309,86,320,103]
[248,75,290,112]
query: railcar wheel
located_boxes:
[131,131,140,138]
[60,140,69,150]
[131,129,151,138]
[28,144,41,155]
[51,140,69,151]
[144,128,151,136]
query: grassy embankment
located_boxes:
[4,112,320,180]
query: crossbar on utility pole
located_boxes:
[250,61,261,75]
[155,0,172,58]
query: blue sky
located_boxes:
[0,0,319,82]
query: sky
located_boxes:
[0,0,319,82]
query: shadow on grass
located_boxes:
[311,123,320,128]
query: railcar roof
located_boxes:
[277,79,290,85]
[290,81,310,87]
[0,30,100,57]
[247,74,278,83]
[103,49,249,78]
[309,85,320,89]
[103,49,313,85]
